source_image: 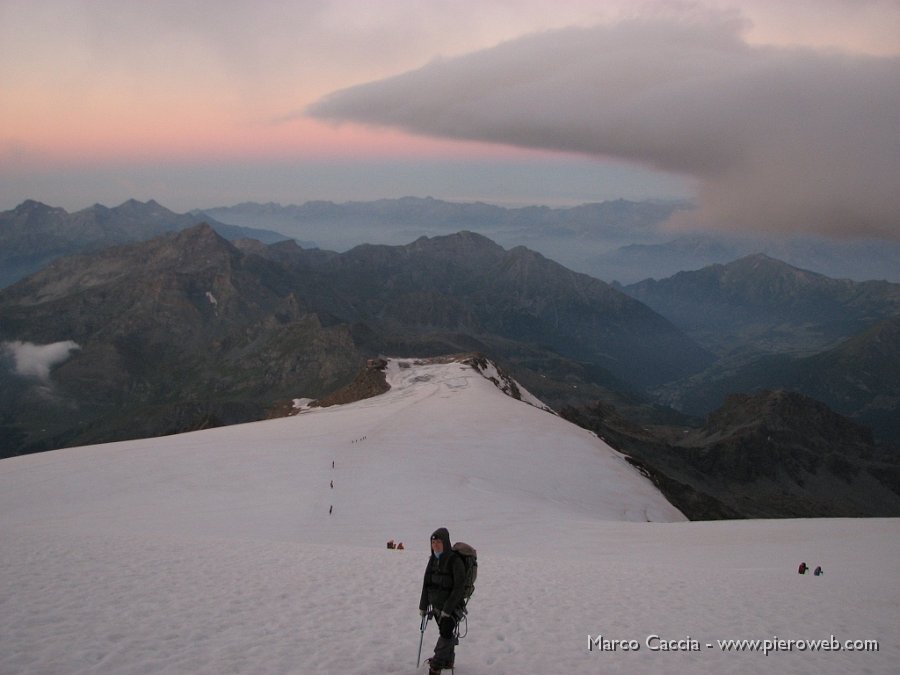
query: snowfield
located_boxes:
[1,358,897,674]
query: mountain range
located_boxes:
[0,223,709,456]
[621,256,900,441]
[623,253,900,356]
[199,196,681,254]
[0,199,288,288]
[201,197,900,284]
[5,197,899,290]
[596,233,900,284]
[0,198,897,518]
[563,388,900,519]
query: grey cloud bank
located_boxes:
[308,15,900,239]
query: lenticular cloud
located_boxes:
[308,14,900,239]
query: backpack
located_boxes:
[451,542,477,606]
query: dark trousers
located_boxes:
[431,615,458,668]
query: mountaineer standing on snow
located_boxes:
[419,527,466,673]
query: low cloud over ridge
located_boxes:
[2,341,80,382]
[308,14,900,239]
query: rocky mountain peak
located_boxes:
[172,221,224,245]
[703,389,874,448]
[725,253,828,288]
[131,223,240,278]
[406,230,505,261]
[113,198,167,216]
[15,199,51,212]
[10,200,67,222]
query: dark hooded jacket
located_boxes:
[419,527,466,616]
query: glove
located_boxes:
[419,609,427,618]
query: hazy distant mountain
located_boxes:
[0,225,710,456]
[618,255,900,442]
[9,196,895,291]
[202,196,680,247]
[597,234,742,282]
[661,317,900,444]
[623,254,900,356]
[600,233,900,284]
[204,197,900,284]
[202,197,686,281]
[0,199,289,288]
[563,389,900,518]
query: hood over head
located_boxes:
[430,527,451,553]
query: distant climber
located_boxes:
[798,562,808,574]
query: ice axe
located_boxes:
[416,609,430,667]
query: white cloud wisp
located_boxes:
[3,340,81,382]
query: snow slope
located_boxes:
[1,358,897,674]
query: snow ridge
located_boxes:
[1,357,897,674]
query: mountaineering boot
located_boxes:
[425,657,454,673]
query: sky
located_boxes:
[1,357,897,673]
[1,0,899,239]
